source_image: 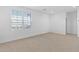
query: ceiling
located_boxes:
[26,6,76,14]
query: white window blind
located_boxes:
[11,9,31,30]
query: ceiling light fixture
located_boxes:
[42,9,47,11]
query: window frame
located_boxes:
[11,9,31,30]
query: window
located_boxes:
[11,9,31,30]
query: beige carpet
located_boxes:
[0,33,79,52]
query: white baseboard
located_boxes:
[16,32,48,40]
[50,32,66,35]
[0,32,48,44]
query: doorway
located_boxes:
[66,11,77,36]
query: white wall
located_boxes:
[1,6,77,43]
[66,11,77,35]
[50,13,66,34]
[0,6,50,43]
